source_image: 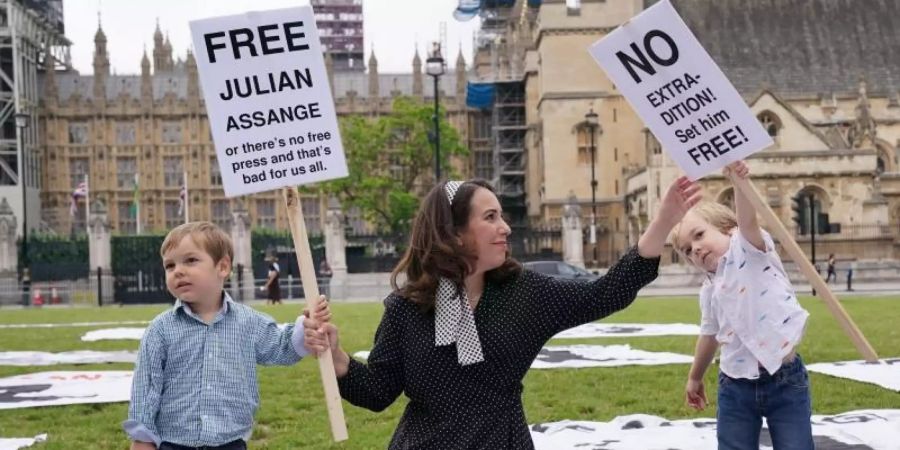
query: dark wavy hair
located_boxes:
[390,179,522,311]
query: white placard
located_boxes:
[0,351,137,366]
[0,371,132,409]
[531,410,900,450]
[532,345,692,369]
[0,434,47,450]
[553,322,700,339]
[354,345,693,369]
[81,327,146,341]
[589,0,772,180]
[190,7,348,197]
[807,358,900,392]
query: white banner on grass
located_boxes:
[81,327,146,341]
[0,321,148,329]
[355,345,692,369]
[81,324,291,341]
[807,358,900,392]
[589,0,772,180]
[531,409,900,450]
[0,434,46,450]
[190,7,347,197]
[554,323,700,339]
[0,351,137,366]
[0,371,132,410]
[532,345,692,369]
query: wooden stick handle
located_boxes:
[731,176,878,362]
[282,187,349,441]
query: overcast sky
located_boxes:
[64,0,480,75]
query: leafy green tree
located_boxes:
[319,96,468,236]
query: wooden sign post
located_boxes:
[283,187,348,438]
[190,6,350,441]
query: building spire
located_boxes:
[93,19,109,100]
[412,46,423,97]
[368,45,379,101]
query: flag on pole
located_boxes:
[70,181,87,216]
[130,173,140,217]
[177,182,187,215]
[179,171,189,223]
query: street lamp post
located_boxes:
[15,111,30,306]
[585,109,600,266]
[426,42,445,183]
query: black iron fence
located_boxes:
[12,220,900,307]
[790,223,893,240]
[512,221,563,262]
[345,232,405,273]
[112,235,171,304]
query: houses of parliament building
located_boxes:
[40,21,472,237]
[37,0,900,264]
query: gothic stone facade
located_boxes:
[478,0,899,265]
[39,23,471,236]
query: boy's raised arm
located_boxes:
[727,161,765,251]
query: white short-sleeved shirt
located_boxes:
[698,229,809,379]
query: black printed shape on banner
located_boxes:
[0,383,96,403]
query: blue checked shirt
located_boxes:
[123,293,307,447]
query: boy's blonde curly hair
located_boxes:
[668,201,738,261]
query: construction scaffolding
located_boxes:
[465,0,534,255]
[492,81,525,209]
[0,0,70,236]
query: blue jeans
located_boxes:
[717,355,814,450]
[159,440,246,450]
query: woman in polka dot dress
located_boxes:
[305,177,701,449]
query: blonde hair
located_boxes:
[669,201,737,260]
[160,221,234,266]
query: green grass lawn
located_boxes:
[1,295,898,449]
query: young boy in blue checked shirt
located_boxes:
[123,221,331,450]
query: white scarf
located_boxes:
[434,180,485,366]
[435,278,484,366]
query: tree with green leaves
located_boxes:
[318,96,468,236]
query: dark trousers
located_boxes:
[159,440,246,450]
[717,356,813,450]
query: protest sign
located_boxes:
[589,0,772,180]
[588,0,877,362]
[190,7,348,440]
[190,7,347,197]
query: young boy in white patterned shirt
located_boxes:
[123,221,330,450]
[670,161,813,450]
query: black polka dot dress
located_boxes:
[337,246,660,449]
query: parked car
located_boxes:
[522,261,598,281]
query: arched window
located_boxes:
[757,111,782,137]
[875,144,893,174]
